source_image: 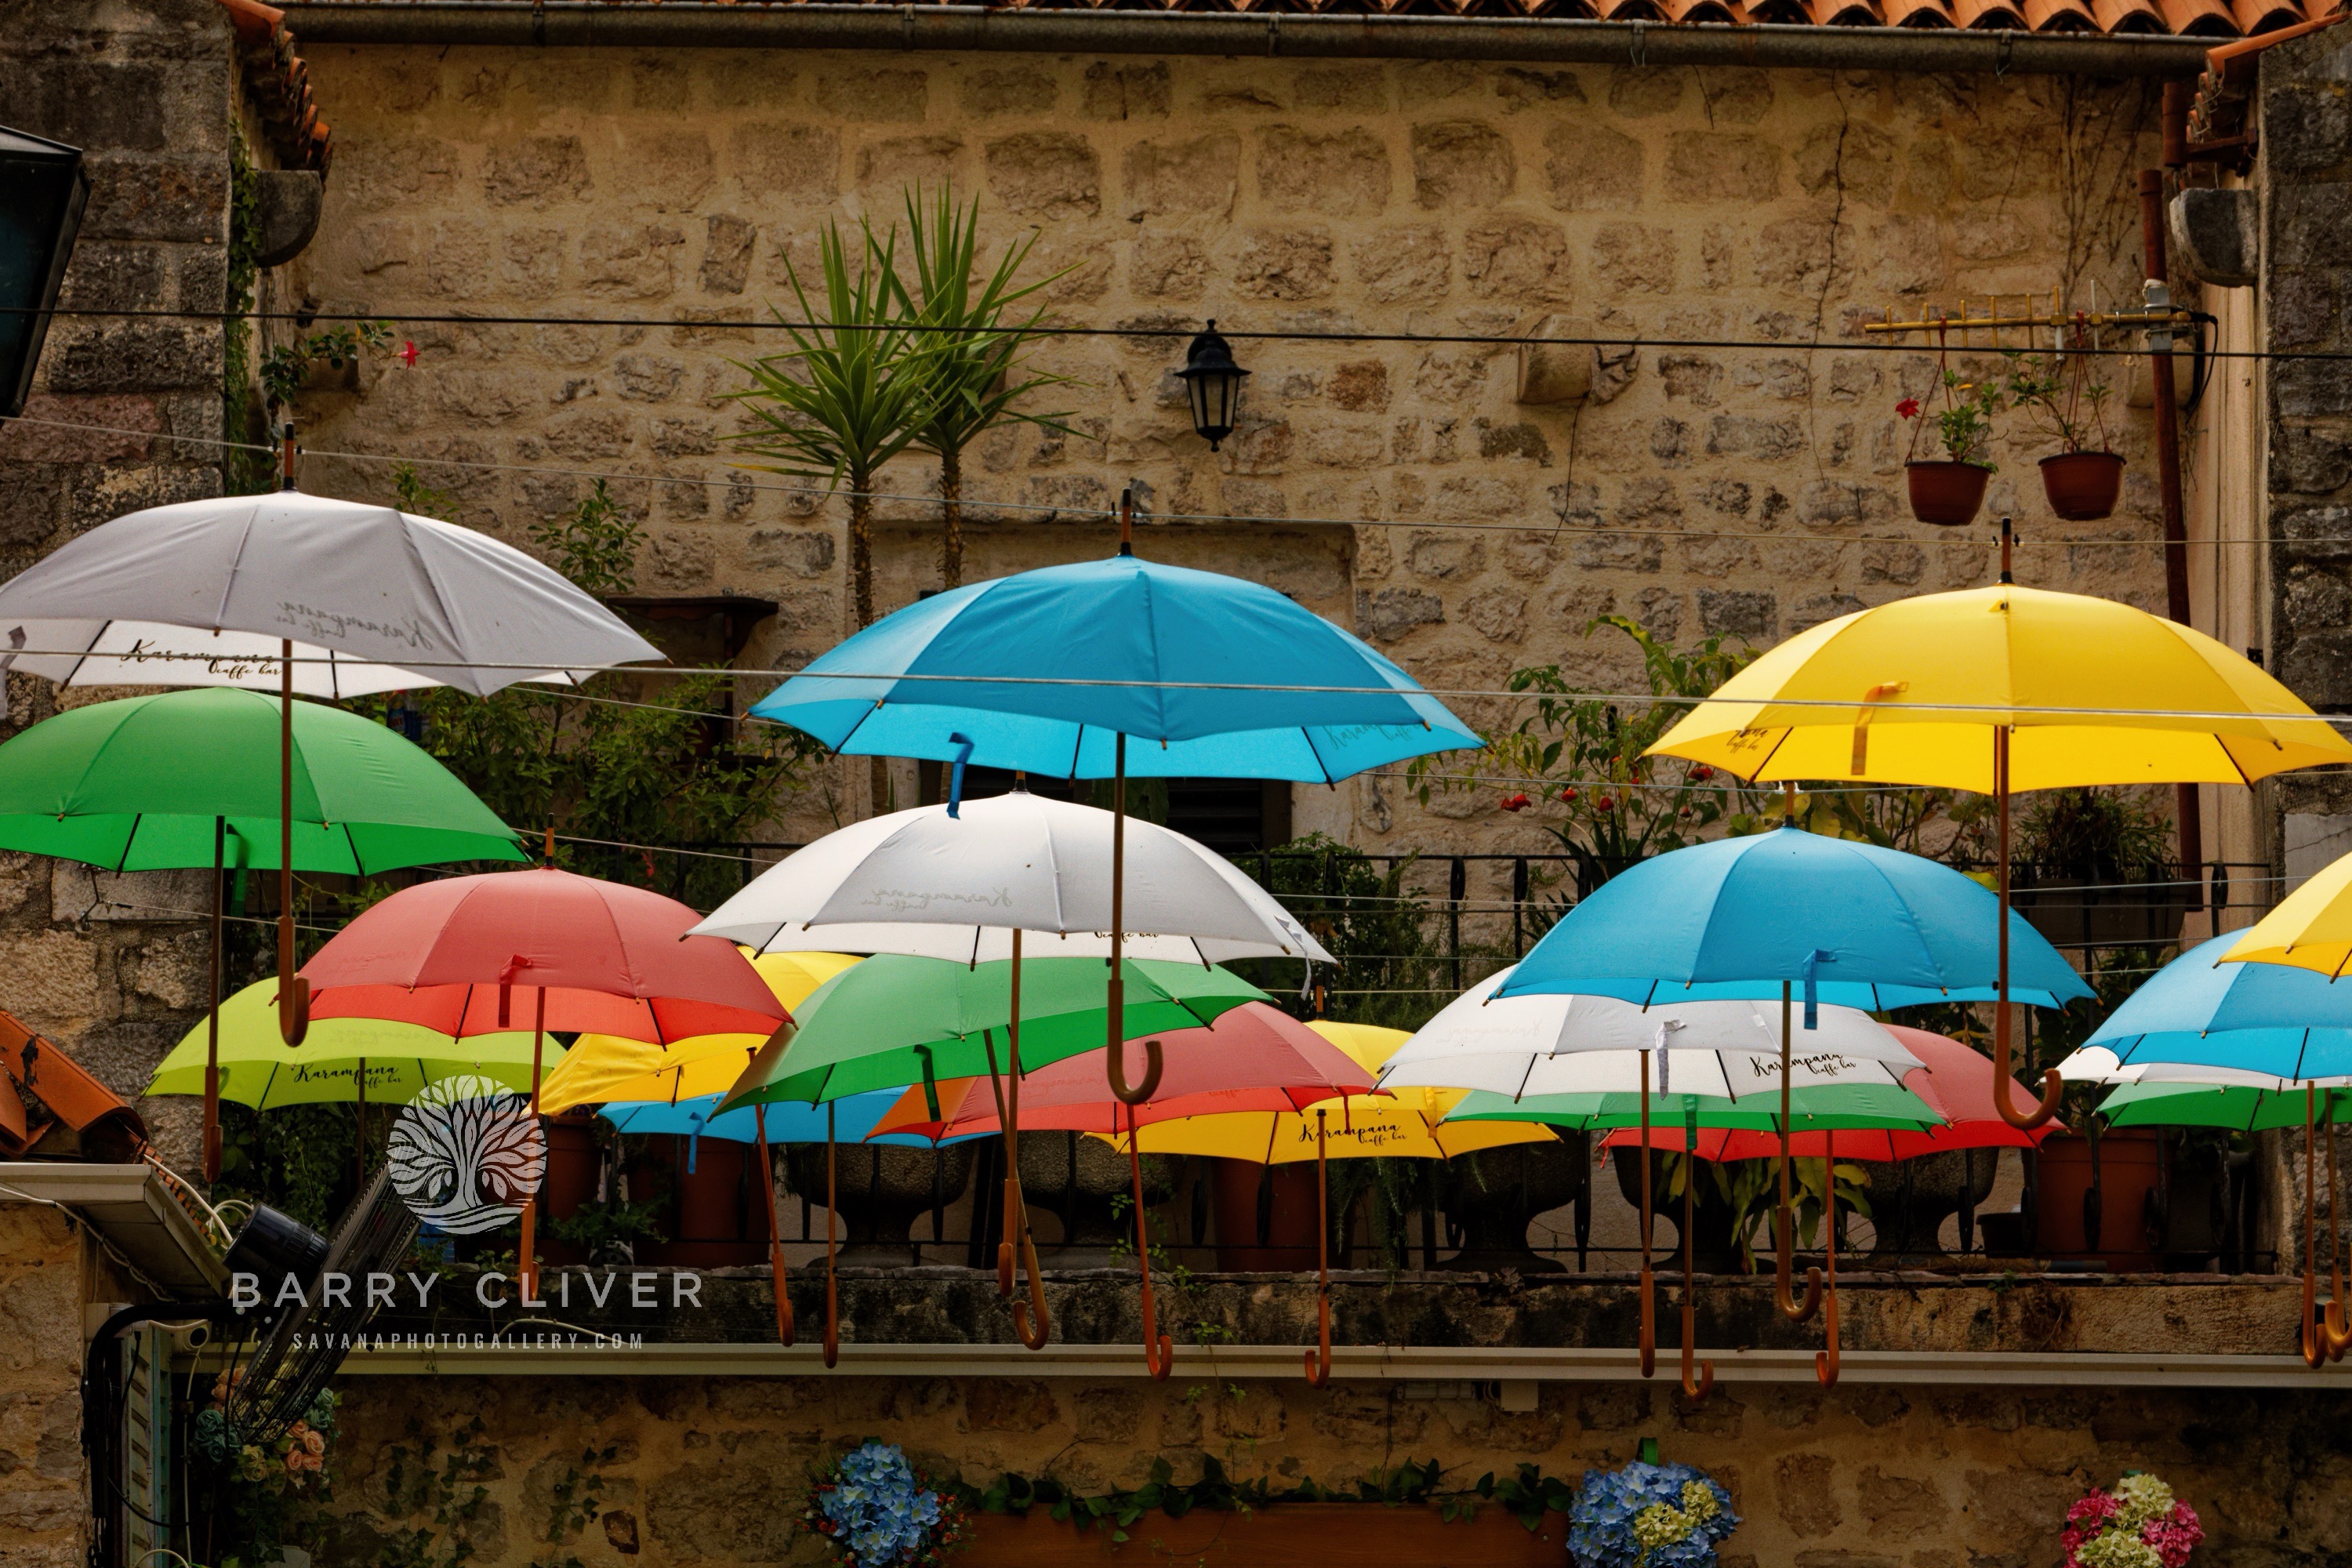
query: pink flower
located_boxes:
[1500,793,1531,812]
[399,340,419,368]
[1896,397,1922,419]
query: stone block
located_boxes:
[1542,123,1642,212]
[646,531,715,588]
[1460,585,1529,643]
[965,68,1058,117]
[1131,234,1208,300]
[79,154,223,245]
[1777,1451,1842,1537]
[1410,121,1513,209]
[0,468,67,550]
[964,1378,1059,1432]
[1258,125,1391,217]
[1495,67,1586,112]
[748,528,837,577]
[0,60,176,152]
[1592,223,1675,294]
[1664,132,1780,204]
[483,136,591,206]
[1083,62,1171,121]
[815,68,929,122]
[700,215,757,295]
[1706,415,1802,461]
[176,245,227,313]
[1298,418,1385,469]
[1791,592,1867,633]
[1328,361,1389,412]
[1465,218,1570,302]
[44,322,216,394]
[1294,67,1388,112]
[0,930,104,1022]
[1352,225,1450,304]
[579,223,684,300]
[57,244,166,314]
[1698,588,1776,637]
[984,132,1101,219]
[2276,358,2352,419]
[1233,227,1335,300]
[2267,82,2352,176]
[1123,133,1240,219]
[2271,271,2337,347]
[1794,122,1896,207]
[1356,586,1443,641]
[1606,66,1685,117]
[731,125,840,201]
[501,227,565,298]
[2273,423,2352,494]
[637,130,717,209]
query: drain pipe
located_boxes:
[280,3,2211,74]
[2144,96,2205,916]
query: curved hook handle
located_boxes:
[1777,1259,1824,1323]
[1994,1065,2066,1131]
[1638,1262,1657,1381]
[1814,1278,1842,1386]
[276,951,309,1047]
[1305,1291,1333,1388]
[1109,1036,1164,1106]
[1128,1123,1173,1380]
[1679,1334,1714,1400]
[1679,1138,1713,1403]
[997,1173,1020,1299]
[1011,1204,1052,1352]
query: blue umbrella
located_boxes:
[2082,932,2352,1080]
[1495,822,2092,1386]
[600,1091,979,1163]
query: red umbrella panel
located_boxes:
[872,1002,1375,1381]
[299,868,787,1298]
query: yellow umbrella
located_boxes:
[1102,1020,1558,1385]
[2221,851,2352,979]
[1649,527,2352,1128]
[535,950,858,1112]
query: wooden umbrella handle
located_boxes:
[1815,1133,1842,1388]
[823,1109,840,1370]
[1679,1144,1713,1401]
[1129,1120,1172,1380]
[754,1106,793,1348]
[1305,1111,1332,1388]
[1774,989,1823,1323]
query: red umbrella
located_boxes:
[299,868,786,1294]
[1600,1027,2063,1161]
[872,1002,1375,1380]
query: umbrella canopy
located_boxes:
[868,1002,1377,1138]
[690,791,1332,964]
[147,978,555,1109]
[1495,826,2093,1011]
[2077,932,2352,1080]
[1645,582,2352,791]
[719,953,1269,1108]
[538,951,860,1114]
[1597,1028,2052,1159]
[2222,848,2352,980]
[299,868,786,1043]
[0,491,660,698]
[746,552,1479,782]
[1380,967,1927,1097]
[601,1088,967,1149]
[2096,1080,2352,1132]
[0,687,524,873]
[1112,1020,1559,1163]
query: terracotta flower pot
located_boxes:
[2040,451,2125,521]
[1904,460,1991,527]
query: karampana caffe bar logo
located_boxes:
[387,1075,546,1234]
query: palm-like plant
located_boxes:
[730,217,940,627]
[888,186,1077,590]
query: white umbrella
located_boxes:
[691,790,1334,966]
[0,458,662,1075]
[690,787,1334,1352]
[2053,1047,2352,1090]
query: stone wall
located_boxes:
[321,1367,2352,1568]
[288,46,2172,869]
[0,0,242,1163]
[0,1202,133,1568]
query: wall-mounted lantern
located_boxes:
[1178,320,1249,451]
[0,125,91,419]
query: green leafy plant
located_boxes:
[731,217,943,627]
[1239,833,1450,1033]
[1415,619,1748,905]
[2002,336,2114,456]
[887,184,1080,590]
[376,1418,499,1568]
[1897,368,2004,469]
[1671,1152,1873,1272]
[261,321,394,410]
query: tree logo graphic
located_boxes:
[386,1075,546,1235]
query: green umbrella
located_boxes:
[0,686,524,1178]
[718,953,1269,1109]
[2097,1080,2352,1131]
[148,978,556,1108]
[1444,1083,1943,1131]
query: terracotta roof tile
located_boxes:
[2022,0,2100,28]
[216,0,331,173]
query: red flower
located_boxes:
[1595,795,1617,812]
[1690,764,1714,782]
[1896,397,1922,419]
[399,339,419,368]
[1500,793,1532,812]
[1559,787,1579,803]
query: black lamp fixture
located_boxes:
[0,126,90,419]
[1177,319,1249,451]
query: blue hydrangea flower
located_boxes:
[815,1443,949,1568]
[1570,1462,1739,1568]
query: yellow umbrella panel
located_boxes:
[1648,566,2352,1130]
[2223,853,2352,980]
[147,978,554,1109]
[1105,1021,1559,1163]
[536,951,857,1113]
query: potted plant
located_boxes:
[2005,332,2124,521]
[1898,370,2003,526]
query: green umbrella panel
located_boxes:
[717,953,1270,1109]
[2098,1080,2352,1132]
[0,686,524,873]
[147,978,559,1109]
[1443,1083,1945,1132]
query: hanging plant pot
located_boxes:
[2039,451,2125,521]
[1904,460,1991,526]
